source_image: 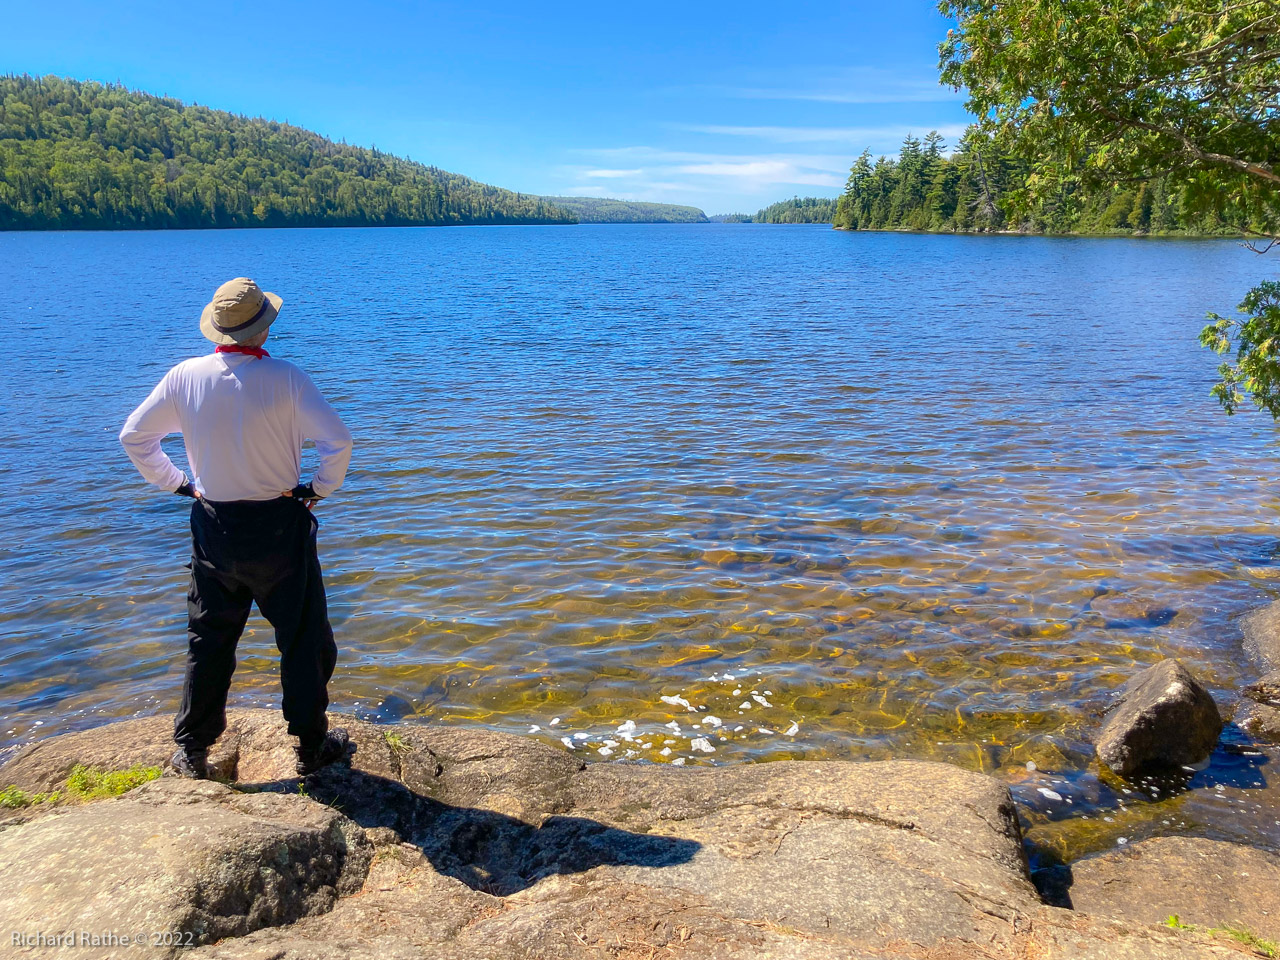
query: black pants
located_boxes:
[174,496,336,751]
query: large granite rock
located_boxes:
[1095,659,1222,777]
[0,777,370,959]
[1067,836,1280,943]
[1233,605,1280,742]
[1241,599,1280,671]
[0,710,1256,959]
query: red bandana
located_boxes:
[215,344,270,359]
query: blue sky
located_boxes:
[1,1,972,214]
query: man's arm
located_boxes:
[119,372,188,493]
[295,370,353,499]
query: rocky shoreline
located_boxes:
[2,600,1280,959]
[0,701,1277,959]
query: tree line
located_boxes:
[755,197,837,224]
[0,75,576,229]
[832,129,1244,235]
[749,126,1256,235]
[539,196,707,223]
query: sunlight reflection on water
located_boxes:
[1,224,1278,857]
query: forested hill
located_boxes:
[0,75,576,229]
[755,197,837,223]
[833,130,1243,236]
[538,196,707,223]
[703,199,837,224]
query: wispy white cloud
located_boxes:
[688,67,963,105]
[679,123,970,145]
[671,159,843,188]
[531,64,973,210]
[715,84,959,104]
[551,146,852,211]
[556,182,705,201]
[572,146,851,169]
[553,117,980,208]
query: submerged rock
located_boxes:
[1067,836,1280,943]
[0,709,1257,959]
[1242,598,1280,670]
[1237,700,1280,742]
[354,693,415,723]
[1243,669,1280,705]
[1095,659,1222,778]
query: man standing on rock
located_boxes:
[120,278,354,780]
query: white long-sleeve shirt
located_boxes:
[120,352,353,501]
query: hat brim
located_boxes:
[200,291,284,345]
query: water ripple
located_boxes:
[0,226,1276,853]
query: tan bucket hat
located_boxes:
[200,277,284,345]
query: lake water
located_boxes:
[2,223,1279,861]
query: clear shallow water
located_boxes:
[2,224,1279,859]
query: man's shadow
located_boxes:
[245,759,700,896]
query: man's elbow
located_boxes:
[118,414,154,451]
[331,425,354,463]
[118,430,148,462]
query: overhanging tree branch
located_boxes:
[1096,109,1280,185]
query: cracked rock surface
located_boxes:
[0,709,1257,958]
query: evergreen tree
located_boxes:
[827,127,1244,237]
[755,196,838,223]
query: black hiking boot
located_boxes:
[296,727,352,776]
[170,746,209,780]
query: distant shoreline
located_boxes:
[0,220,1247,237]
[831,224,1247,240]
